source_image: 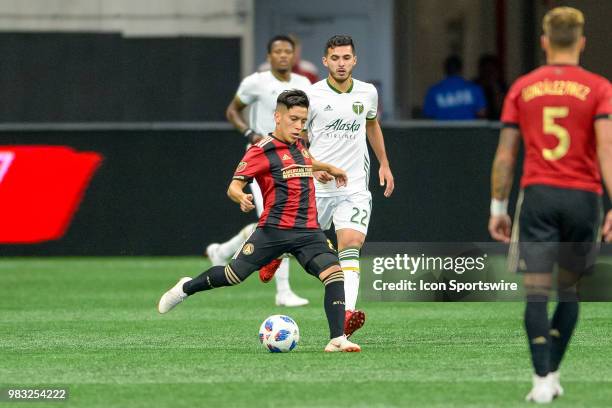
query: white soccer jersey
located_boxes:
[236,71,311,135]
[306,78,378,196]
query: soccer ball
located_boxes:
[258,314,300,353]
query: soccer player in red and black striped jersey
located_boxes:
[489,7,612,403]
[158,90,361,352]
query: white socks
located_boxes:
[274,257,291,294]
[339,248,360,310]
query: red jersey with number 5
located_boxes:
[501,65,612,194]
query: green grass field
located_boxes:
[1,257,611,407]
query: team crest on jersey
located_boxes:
[301,149,310,159]
[352,101,364,115]
[236,161,247,173]
[242,243,254,255]
[327,239,336,251]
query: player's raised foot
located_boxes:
[344,309,366,338]
[550,371,564,398]
[259,258,282,283]
[275,291,309,307]
[205,243,225,266]
[525,374,554,404]
[324,335,361,352]
[157,277,192,314]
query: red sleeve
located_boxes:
[594,79,612,120]
[232,146,267,182]
[500,81,521,128]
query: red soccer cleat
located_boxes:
[259,258,282,283]
[344,309,366,338]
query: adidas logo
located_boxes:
[324,105,333,111]
[282,154,291,161]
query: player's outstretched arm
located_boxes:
[489,127,521,242]
[227,179,255,213]
[226,96,263,144]
[365,119,394,197]
[311,160,348,188]
[595,119,612,242]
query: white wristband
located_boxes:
[490,199,508,216]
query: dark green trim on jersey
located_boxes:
[366,114,377,121]
[235,94,248,107]
[326,78,353,94]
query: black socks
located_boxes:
[322,270,345,339]
[524,295,550,377]
[183,265,235,295]
[550,302,579,372]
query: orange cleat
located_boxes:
[259,258,282,283]
[344,310,366,338]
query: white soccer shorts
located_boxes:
[316,190,372,235]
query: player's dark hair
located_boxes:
[324,35,355,55]
[267,35,295,54]
[276,89,309,110]
[444,55,463,76]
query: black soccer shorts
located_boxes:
[229,227,339,279]
[511,184,602,275]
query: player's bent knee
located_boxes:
[320,266,343,285]
[338,229,366,249]
[557,287,578,302]
[339,238,365,249]
[523,272,552,301]
[306,252,340,279]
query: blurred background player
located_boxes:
[258,34,319,84]
[488,7,612,404]
[423,55,487,120]
[305,35,394,337]
[473,54,507,120]
[159,90,361,352]
[206,35,312,307]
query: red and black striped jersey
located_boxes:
[233,135,319,229]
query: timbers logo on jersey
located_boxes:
[352,101,364,115]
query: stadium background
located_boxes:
[2,2,612,408]
[0,0,609,255]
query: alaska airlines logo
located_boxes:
[281,164,312,179]
[324,119,361,132]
